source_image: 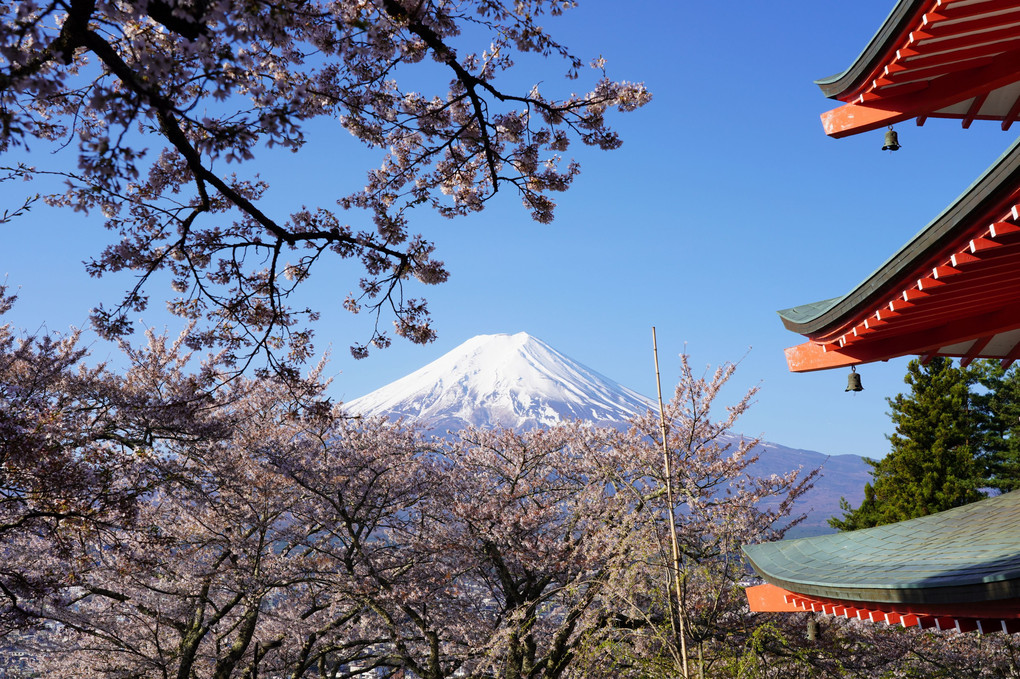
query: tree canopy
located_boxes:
[1,0,649,369]
[0,293,819,677]
[969,361,1020,493]
[830,357,985,531]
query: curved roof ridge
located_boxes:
[815,0,927,99]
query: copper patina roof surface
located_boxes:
[743,490,1020,605]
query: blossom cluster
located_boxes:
[1,0,649,365]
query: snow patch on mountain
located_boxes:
[344,332,652,431]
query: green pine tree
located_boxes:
[830,357,985,531]
[970,361,1020,492]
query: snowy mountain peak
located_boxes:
[344,333,872,536]
[344,332,652,431]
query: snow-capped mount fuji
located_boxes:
[344,332,652,431]
[345,333,872,535]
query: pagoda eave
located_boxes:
[817,0,1020,137]
[747,584,1020,634]
[743,491,1020,628]
[780,136,1020,372]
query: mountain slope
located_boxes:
[345,332,651,431]
[748,441,871,537]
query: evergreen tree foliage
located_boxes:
[970,361,1020,492]
[830,357,985,531]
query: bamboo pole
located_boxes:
[653,327,690,679]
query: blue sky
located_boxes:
[3,0,1017,459]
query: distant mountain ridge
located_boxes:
[345,332,869,534]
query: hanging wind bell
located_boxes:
[846,365,863,392]
[882,126,901,151]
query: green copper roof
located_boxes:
[777,135,1020,336]
[743,490,1020,605]
[814,0,924,98]
[774,297,842,327]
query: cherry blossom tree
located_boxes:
[19,387,639,678]
[593,356,818,679]
[1,0,649,367]
[264,409,439,679]
[18,363,428,679]
[395,424,643,679]
[0,285,226,635]
[12,331,1020,678]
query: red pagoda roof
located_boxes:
[780,138,1020,372]
[746,0,1020,636]
[819,0,1020,137]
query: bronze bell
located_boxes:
[807,615,819,642]
[846,366,863,392]
[882,127,901,151]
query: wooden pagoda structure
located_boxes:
[744,0,1020,633]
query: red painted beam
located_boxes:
[1002,93,1020,130]
[855,294,1020,341]
[785,342,862,372]
[880,55,996,88]
[787,308,1020,372]
[977,619,998,634]
[991,221,1020,239]
[745,584,803,613]
[961,336,993,367]
[823,103,919,138]
[809,273,1020,347]
[933,265,962,278]
[962,92,990,128]
[1001,339,1020,369]
[899,613,921,628]
[956,618,981,633]
[970,236,1002,253]
[935,0,1020,21]
[745,584,1020,634]
[917,275,948,291]
[903,22,1020,60]
[952,250,981,267]
[823,50,1020,137]
[921,7,1020,39]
